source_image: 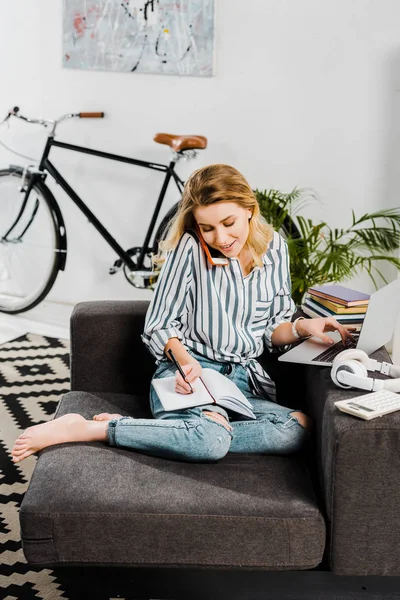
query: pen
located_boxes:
[167,349,194,393]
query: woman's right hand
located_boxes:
[175,360,202,394]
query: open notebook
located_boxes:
[151,368,256,420]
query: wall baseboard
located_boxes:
[19,300,74,328]
[0,301,73,341]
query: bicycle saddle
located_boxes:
[154,133,207,152]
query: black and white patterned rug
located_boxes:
[0,333,173,600]
[0,333,71,599]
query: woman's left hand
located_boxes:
[296,317,356,346]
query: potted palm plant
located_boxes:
[255,188,400,306]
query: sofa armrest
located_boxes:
[70,300,155,395]
[304,346,400,576]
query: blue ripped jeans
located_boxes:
[107,351,311,462]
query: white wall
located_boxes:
[1,0,400,355]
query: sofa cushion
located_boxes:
[20,391,326,569]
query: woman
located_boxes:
[11,164,352,464]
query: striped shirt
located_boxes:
[141,229,296,401]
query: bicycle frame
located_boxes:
[17,134,185,271]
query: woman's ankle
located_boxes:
[85,420,109,442]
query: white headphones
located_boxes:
[331,349,400,393]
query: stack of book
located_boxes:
[301,284,370,331]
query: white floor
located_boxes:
[0,301,72,344]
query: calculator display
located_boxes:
[348,402,374,412]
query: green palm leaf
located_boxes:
[256,188,400,305]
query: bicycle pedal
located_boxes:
[109,258,123,274]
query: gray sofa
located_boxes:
[19,301,400,599]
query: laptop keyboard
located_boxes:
[311,335,359,363]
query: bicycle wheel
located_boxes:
[0,168,65,313]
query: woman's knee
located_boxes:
[289,411,314,432]
[191,418,232,462]
[279,413,313,454]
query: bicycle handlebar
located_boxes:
[79,112,104,118]
[1,106,105,129]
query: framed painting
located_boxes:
[63,0,215,77]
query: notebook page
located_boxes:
[151,376,212,411]
[201,369,253,408]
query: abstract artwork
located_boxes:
[63,0,215,77]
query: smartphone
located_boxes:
[195,225,229,266]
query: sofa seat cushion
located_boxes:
[20,391,326,569]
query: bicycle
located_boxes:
[0,106,207,313]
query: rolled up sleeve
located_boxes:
[263,241,296,353]
[141,233,194,363]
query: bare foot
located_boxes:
[11,413,109,463]
[93,413,123,422]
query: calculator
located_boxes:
[335,390,400,420]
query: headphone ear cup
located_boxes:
[332,349,370,370]
[331,359,368,389]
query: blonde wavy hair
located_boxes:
[153,164,274,268]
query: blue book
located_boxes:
[308,284,370,306]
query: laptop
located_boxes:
[278,278,400,366]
